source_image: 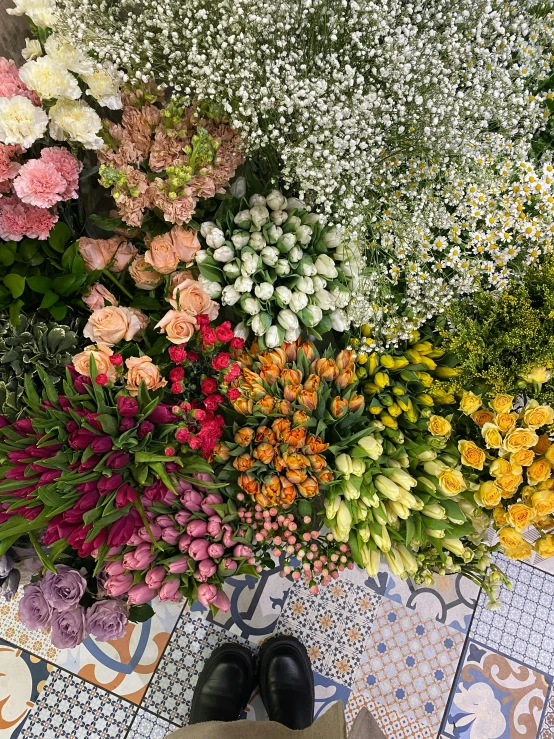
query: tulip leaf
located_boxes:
[96,413,119,436]
[129,603,155,623]
[405,517,415,546]
[28,531,57,574]
[198,263,223,282]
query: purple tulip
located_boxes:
[123,542,156,571]
[115,483,137,509]
[201,494,223,516]
[119,417,135,432]
[189,538,210,561]
[106,451,131,469]
[90,436,114,454]
[155,515,174,529]
[50,606,86,649]
[86,599,128,642]
[39,470,62,484]
[1,568,21,600]
[65,420,79,433]
[0,415,10,427]
[12,418,34,435]
[137,523,162,542]
[117,396,139,417]
[107,509,141,547]
[208,543,225,559]
[18,583,51,629]
[97,474,123,495]
[187,520,208,539]
[149,404,178,424]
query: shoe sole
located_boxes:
[258,635,315,720]
[189,642,257,723]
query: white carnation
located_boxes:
[0,96,48,148]
[7,0,55,27]
[19,57,81,100]
[44,35,94,75]
[21,38,42,61]
[49,99,103,149]
[81,69,122,110]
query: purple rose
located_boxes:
[18,583,51,630]
[117,395,139,417]
[90,436,114,454]
[42,566,87,612]
[85,599,129,642]
[50,606,87,649]
[106,451,131,469]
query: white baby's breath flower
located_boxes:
[0,96,48,148]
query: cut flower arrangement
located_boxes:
[0,0,553,651]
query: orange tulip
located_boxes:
[260,347,286,368]
[298,390,318,410]
[272,418,291,441]
[284,426,308,449]
[260,474,282,506]
[297,476,319,498]
[281,368,303,386]
[273,454,287,472]
[298,341,316,362]
[303,434,329,454]
[307,453,327,471]
[283,340,300,362]
[234,428,255,446]
[329,396,349,418]
[238,472,261,498]
[279,477,297,506]
[335,349,353,371]
[283,452,311,470]
[292,410,309,427]
[311,358,339,381]
[253,442,275,464]
[303,374,322,393]
[234,453,255,472]
[349,394,365,412]
[286,468,308,484]
[284,384,302,402]
[259,364,281,384]
[212,442,231,462]
[276,400,293,415]
[255,426,277,445]
[233,397,254,415]
[256,395,276,414]
[336,367,355,389]
[315,469,334,483]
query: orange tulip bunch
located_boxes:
[218,339,364,508]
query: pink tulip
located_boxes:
[222,525,235,549]
[168,556,190,574]
[127,533,144,546]
[145,565,166,590]
[161,526,180,545]
[233,544,253,558]
[196,558,217,581]
[197,583,218,607]
[105,573,133,597]
[212,590,231,613]
[220,558,238,574]
[181,489,203,512]
[137,523,162,542]
[123,542,156,571]
[175,510,192,526]
[187,520,208,538]
[104,561,125,577]
[178,534,192,553]
[207,515,222,537]
[127,583,157,605]
[208,543,225,559]
[201,493,223,516]
[155,515,174,529]
[189,538,210,561]
[159,579,182,602]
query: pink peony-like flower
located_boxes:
[82,283,119,311]
[0,196,57,240]
[0,144,21,184]
[78,235,137,272]
[13,159,67,208]
[0,57,41,105]
[40,146,82,200]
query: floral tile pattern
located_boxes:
[19,671,136,739]
[126,709,177,739]
[442,640,550,739]
[275,579,381,685]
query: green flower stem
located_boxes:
[134,495,163,551]
[102,269,134,300]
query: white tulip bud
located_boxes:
[234,276,253,293]
[195,250,209,264]
[265,325,284,348]
[271,209,288,226]
[296,276,315,294]
[275,259,292,276]
[248,232,266,251]
[241,251,260,276]
[213,245,235,263]
[286,197,305,212]
[249,194,266,207]
[297,256,317,276]
[285,326,301,342]
[312,276,327,291]
[261,246,279,266]
[280,233,297,251]
[296,225,312,244]
[234,210,251,228]
[242,296,261,315]
[234,321,249,340]
[251,311,272,336]
[231,231,250,249]
[275,286,292,306]
[197,277,222,298]
[200,221,216,238]
[330,309,348,332]
[323,227,342,248]
[230,176,246,198]
[277,309,299,331]
[336,454,354,478]
[298,304,323,328]
[223,261,241,279]
[303,213,320,225]
[267,224,283,243]
[314,254,339,278]
[289,291,309,313]
[255,282,274,300]
[266,190,288,211]
[206,228,226,249]
[313,289,334,310]
[250,205,270,230]
[221,285,241,306]
[289,246,303,262]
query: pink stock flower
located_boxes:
[159,579,182,602]
[127,583,157,605]
[105,573,133,597]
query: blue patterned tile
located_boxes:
[19,671,136,738]
[126,708,177,738]
[442,639,550,739]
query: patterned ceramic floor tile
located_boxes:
[471,553,554,675]
[275,579,381,685]
[345,692,433,738]
[442,639,550,739]
[0,640,54,739]
[141,610,254,726]
[126,708,177,738]
[540,686,554,738]
[348,598,465,735]
[0,593,184,705]
[19,671,136,739]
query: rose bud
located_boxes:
[207,543,225,558]
[188,538,211,561]
[187,520,208,538]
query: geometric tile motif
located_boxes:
[345,692,433,738]
[442,640,550,739]
[276,579,381,685]
[141,610,254,726]
[350,599,465,735]
[126,708,177,739]
[19,671,136,739]
[541,686,554,738]
[0,592,59,663]
[471,553,554,675]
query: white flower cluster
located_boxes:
[195,191,354,348]
[54,0,552,231]
[348,134,554,348]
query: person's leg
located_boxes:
[259,635,315,730]
[189,643,256,724]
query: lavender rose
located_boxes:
[85,600,129,642]
[18,583,52,630]
[41,565,86,612]
[50,606,87,649]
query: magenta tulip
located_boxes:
[175,510,192,526]
[181,489,203,512]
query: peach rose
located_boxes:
[481,423,503,449]
[155,310,197,345]
[168,226,201,262]
[458,440,485,470]
[523,402,554,430]
[129,255,164,290]
[144,234,180,274]
[503,427,539,453]
[125,355,167,396]
[83,306,143,346]
[489,394,514,414]
[507,503,535,532]
[527,458,552,486]
[127,307,149,331]
[167,277,219,320]
[72,344,117,381]
[82,283,118,311]
[78,236,137,272]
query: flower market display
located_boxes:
[0,0,553,652]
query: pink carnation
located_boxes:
[0,57,41,105]
[13,159,67,208]
[0,196,57,240]
[40,147,82,200]
[0,144,21,184]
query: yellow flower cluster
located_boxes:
[458,392,554,561]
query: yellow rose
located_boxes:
[493,506,509,526]
[495,413,518,435]
[72,343,117,381]
[497,472,523,498]
[475,480,502,508]
[509,449,535,468]
[472,409,495,428]
[527,458,552,486]
[498,526,525,549]
[535,514,554,530]
[489,458,512,478]
[503,542,533,560]
[539,477,554,491]
[437,468,467,497]
[458,440,486,470]
[481,423,503,449]
[535,534,554,558]
[545,445,554,465]
[507,503,535,532]
[503,428,539,453]
[520,485,535,504]
[489,394,514,414]
[523,402,554,430]
[535,435,552,455]
[459,391,482,415]
[531,489,554,517]
[428,415,452,437]
[125,355,168,396]
[522,365,552,385]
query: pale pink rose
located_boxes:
[169,226,201,262]
[168,270,192,292]
[83,306,143,345]
[111,239,138,272]
[154,310,197,345]
[72,344,117,381]
[125,355,167,396]
[13,159,66,208]
[144,233,180,274]
[128,255,164,290]
[168,277,219,320]
[78,236,137,272]
[82,283,119,311]
[40,147,82,200]
[127,307,149,331]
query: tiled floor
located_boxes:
[2,551,554,739]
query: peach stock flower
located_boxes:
[83,306,144,345]
[125,355,167,396]
[168,276,219,320]
[155,310,196,345]
[72,344,117,381]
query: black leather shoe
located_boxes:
[189,643,256,724]
[259,635,315,729]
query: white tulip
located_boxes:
[241,251,260,276]
[287,216,302,229]
[261,246,279,266]
[275,286,292,305]
[265,325,283,348]
[266,189,288,211]
[275,259,292,276]
[286,197,305,211]
[251,312,271,335]
[296,225,312,244]
[255,282,274,300]
[267,224,283,243]
[200,221,216,238]
[248,232,266,251]
[285,326,301,342]
[234,276,253,293]
[221,285,241,306]
[289,291,309,313]
[297,276,315,294]
[289,246,303,262]
[277,309,299,330]
[250,205,270,230]
[298,257,317,276]
[213,245,235,263]
[206,227,226,249]
[249,194,266,207]
[271,210,288,226]
[330,309,348,332]
[195,250,209,264]
[234,322,249,340]
[343,258,362,278]
[230,176,246,198]
[198,277,222,298]
[298,304,323,327]
[303,213,320,225]
[242,297,261,315]
[231,231,250,249]
[314,289,335,310]
[223,261,241,279]
[314,254,339,278]
[312,276,327,291]
[330,285,350,308]
[323,227,342,248]
[280,233,297,251]
[234,210,251,228]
